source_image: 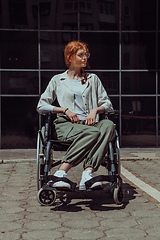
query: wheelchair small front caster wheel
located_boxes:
[37,188,56,206]
[113,186,124,205]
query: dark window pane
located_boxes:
[81,1,119,30]
[91,71,119,95]
[124,5,130,16]
[40,32,77,69]
[0,0,38,29]
[99,3,103,14]
[40,2,51,16]
[122,97,156,147]
[1,71,39,95]
[1,97,38,149]
[64,2,73,10]
[87,2,91,11]
[122,97,156,116]
[105,4,109,15]
[122,0,156,30]
[122,33,156,69]
[122,72,156,94]
[80,1,85,10]
[41,71,61,93]
[40,0,78,30]
[0,31,38,69]
[81,33,119,69]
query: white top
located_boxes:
[69,78,87,120]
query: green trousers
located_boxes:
[54,116,115,171]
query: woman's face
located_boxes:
[70,48,89,69]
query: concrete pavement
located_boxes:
[1,148,160,162]
[0,148,160,240]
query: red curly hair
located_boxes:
[64,40,90,84]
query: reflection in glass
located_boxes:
[81,33,119,69]
[122,72,156,94]
[122,0,156,30]
[39,0,119,31]
[40,0,78,30]
[41,71,62,93]
[92,71,119,95]
[40,32,77,69]
[1,97,38,149]
[1,71,39,94]
[122,33,156,69]
[121,97,156,147]
[0,0,157,31]
[0,31,38,69]
[0,0,38,29]
[80,0,119,30]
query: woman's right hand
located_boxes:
[65,109,80,124]
[53,107,80,124]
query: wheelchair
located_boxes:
[36,111,124,206]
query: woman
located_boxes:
[37,40,115,191]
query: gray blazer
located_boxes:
[37,70,113,122]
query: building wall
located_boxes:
[0,0,159,148]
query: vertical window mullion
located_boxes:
[78,0,80,40]
[38,0,41,129]
[0,71,1,148]
[156,0,159,147]
[119,0,122,146]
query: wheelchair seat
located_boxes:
[36,111,124,206]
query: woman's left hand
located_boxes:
[85,109,97,126]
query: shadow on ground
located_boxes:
[49,183,137,212]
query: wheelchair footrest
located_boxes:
[47,175,77,191]
[85,175,117,189]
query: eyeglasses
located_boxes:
[77,53,90,59]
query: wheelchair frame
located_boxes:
[36,112,124,206]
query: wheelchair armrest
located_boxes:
[99,110,119,121]
[105,110,119,120]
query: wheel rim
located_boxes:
[114,187,124,205]
[36,127,45,191]
[36,131,41,191]
[37,188,56,206]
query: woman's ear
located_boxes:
[68,54,73,63]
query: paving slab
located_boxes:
[0,148,160,239]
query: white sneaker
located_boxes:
[52,170,71,190]
[79,170,102,191]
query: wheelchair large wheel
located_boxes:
[37,188,56,206]
[36,126,45,191]
[114,131,121,175]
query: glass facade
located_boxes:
[0,0,159,148]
